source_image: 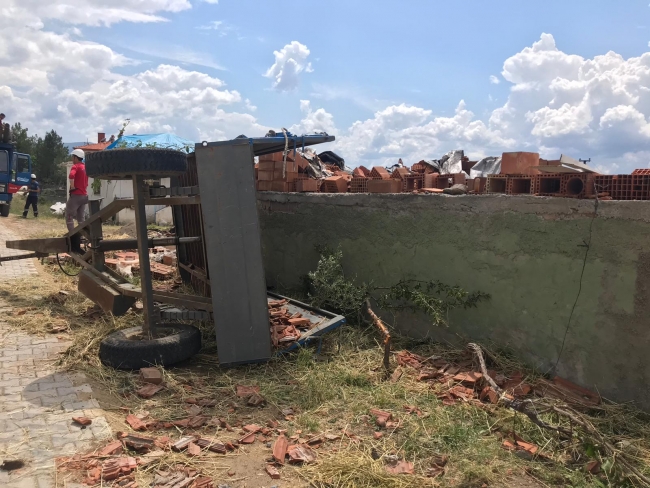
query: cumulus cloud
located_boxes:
[0,0,269,143]
[489,75,500,84]
[289,100,336,135]
[264,41,313,91]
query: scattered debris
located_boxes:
[140,367,163,385]
[136,383,164,399]
[72,416,92,426]
[265,464,281,480]
[385,459,414,475]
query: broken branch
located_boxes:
[468,342,650,487]
[365,299,391,373]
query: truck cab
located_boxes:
[0,142,33,217]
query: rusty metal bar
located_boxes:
[0,252,47,264]
[366,299,392,374]
[98,236,201,252]
[133,175,157,335]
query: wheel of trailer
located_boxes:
[0,204,9,217]
[85,148,188,180]
[99,323,201,369]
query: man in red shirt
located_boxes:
[66,149,89,233]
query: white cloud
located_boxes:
[0,0,268,143]
[489,75,500,84]
[264,41,312,91]
[18,0,191,26]
[197,21,223,30]
[289,100,336,135]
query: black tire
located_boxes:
[86,148,188,180]
[0,204,9,217]
[99,323,201,369]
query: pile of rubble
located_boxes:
[255,148,650,201]
[268,298,319,349]
[47,247,177,281]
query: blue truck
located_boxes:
[0,142,33,217]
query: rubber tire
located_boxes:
[0,204,9,217]
[85,148,188,180]
[99,324,201,369]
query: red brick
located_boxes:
[187,442,202,457]
[322,176,348,193]
[136,383,163,399]
[125,414,147,431]
[295,179,319,192]
[259,151,295,163]
[99,441,123,456]
[258,160,275,171]
[500,152,540,175]
[258,171,274,181]
[288,317,311,327]
[266,464,281,479]
[273,159,298,172]
[257,181,273,191]
[270,181,292,192]
[370,166,390,180]
[162,255,177,266]
[391,167,410,180]
[368,179,401,193]
[139,367,163,385]
[423,173,438,188]
[72,416,92,426]
[273,435,288,464]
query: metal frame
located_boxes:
[3,134,337,366]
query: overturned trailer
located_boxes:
[2,134,344,369]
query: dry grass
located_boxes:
[1,267,650,487]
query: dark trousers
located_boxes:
[23,195,38,217]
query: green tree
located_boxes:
[10,122,37,155]
[32,130,68,185]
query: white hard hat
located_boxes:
[71,148,85,160]
[30,174,36,179]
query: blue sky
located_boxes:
[95,0,650,130]
[3,0,650,171]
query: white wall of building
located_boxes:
[66,162,173,225]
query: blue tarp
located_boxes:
[106,133,195,153]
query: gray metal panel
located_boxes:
[197,135,335,157]
[195,140,271,365]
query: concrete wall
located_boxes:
[257,192,650,410]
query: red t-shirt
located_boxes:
[69,162,88,196]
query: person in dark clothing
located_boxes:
[22,174,40,218]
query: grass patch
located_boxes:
[0,267,649,487]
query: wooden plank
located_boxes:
[195,141,271,365]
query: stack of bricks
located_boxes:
[533,174,563,196]
[560,173,597,199]
[367,166,401,193]
[391,167,424,192]
[256,151,310,192]
[506,175,533,195]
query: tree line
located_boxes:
[11,123,69,186]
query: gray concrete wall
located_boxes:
[257,193,650,410]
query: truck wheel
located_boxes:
[99,323,201,369]
[0,204,10,217]
[85,148,188,180]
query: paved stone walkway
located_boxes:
[0,221,112,487]
[0,221,38,279]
